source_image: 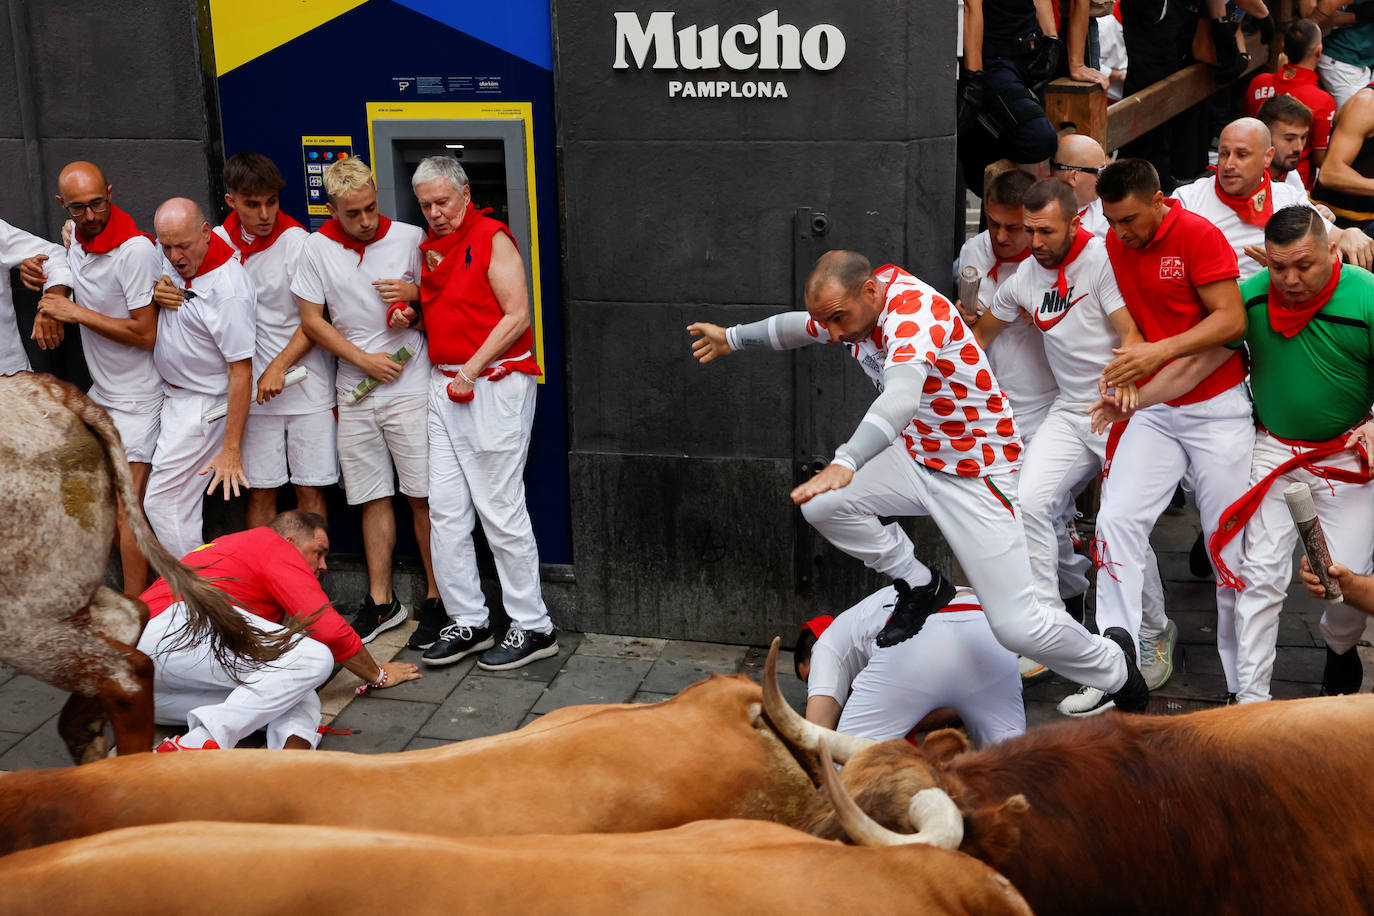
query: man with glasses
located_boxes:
[1051,134,1111,238]
[21,161,163,595]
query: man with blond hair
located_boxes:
[294,156,441,645]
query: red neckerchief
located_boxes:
[1213,173,1274,228]
[419,200,495,292]
[187,233,236,290]
[222,210,303,264]
[988,248,1030,282]
[76,204,152,254]
[318,215,392,265]
[1268,257,1341,338]
[799,615,834,639]
[1054,227,1094,296]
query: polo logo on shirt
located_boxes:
[463,245,472,270]
[1159,257,1185,280]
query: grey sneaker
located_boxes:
[1057,686,1115,717]
[1139,620,1178,690]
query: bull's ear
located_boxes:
[921,728,972,764]
[963,794,1029,865]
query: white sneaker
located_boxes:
[1139,620,1178,691]
[1057,686,1115,717]
[1019,655,1050,680]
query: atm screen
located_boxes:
[390,139,510,228]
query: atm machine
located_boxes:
[208,0,569,570]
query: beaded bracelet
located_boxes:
[354,667,389,695]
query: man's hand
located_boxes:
[1102,340,1172,387]
[31,313,65,350]
[18,254,49,292]
[1349,421,1374,467]
[256,365,287,404]
[688,322,733,364]
[374,660,422,688]
[1315,203,1337,222]
[1069,62,1110,89]
[388,304,418,329]
[1242,243,1269,270]
[372,278,418,304]
[61,220,74,249]
[1299,556,1361,602]
[790,463,854,505]
[1335,228,1374,269]
[359,351,403,384]
[446,374,475,402]
[200,449,249,500]
[1088,391,1134,435]
[153,276,185,310]
[37,292,82,324]
[954,297,981,324]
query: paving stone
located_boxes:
[520,712,543,728]
[0,675,69,734]
[640,640,748,694]
[420,677,546,741]
[0,715,71,771]
[576,633,666,660]
[738,645,808,712]
[1269,678,1319,701]
[1272,646,1326,683]
[371,648,477,704]
[0,661,15,683]
[530,655,653,713]
[632,691,675,704]
[404,736,454,752]
[477,632,584,682]
[0,729,27,759]
[319,697,438,754]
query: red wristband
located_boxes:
[447,380,474,403]
[386,302,414,328]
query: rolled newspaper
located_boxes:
[349,346,414,403]
[957,264,984,322]
[1283,481,1343,603]
[203,366,309,422]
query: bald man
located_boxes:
[1174,118,1374,280]
[25,162,165,594]
[144,198,256,557]
[1051,134,1112,238]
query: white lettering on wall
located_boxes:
[613,9,845,73]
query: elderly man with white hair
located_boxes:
[388,156,558,671]
[143,197,256,557]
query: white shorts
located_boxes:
[103,402,161,464]
[337,394,428,504]
[243,410,340,489]
[1318,53,1373,109]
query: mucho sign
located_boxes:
[612,9,846,99]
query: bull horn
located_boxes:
[819,744,964,849]
[763,637,876,764]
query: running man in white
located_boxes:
[971,178,1177,713]
[21,162,162,596]
[794,584,1024,747]
[144,198,256,558]
[215,153,337,529]
[689,250,1149,711]
[295,155,441,644]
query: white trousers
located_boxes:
[1318,53,1373,109]
[137,602,334,749]
[801,445,1128,690]
[428,369,551,633]
[1019,406,1168,636]
[1231,431,1374,703]
[144,391,224,558]
[837,610,1025,748]
[1094,384,1255,689]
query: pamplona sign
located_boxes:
[612,10,845,99]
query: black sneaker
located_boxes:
[407,597,448,650]
[1189,532,1214,580]
[351,595,409,645]
[421,622,494,667]
[477,626,560,671]
[1320,645,1364,696]
[875,572,956,648]
[1103,626,1150,714]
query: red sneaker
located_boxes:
[154,736,222,752]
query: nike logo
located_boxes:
[1034,293,1088,332]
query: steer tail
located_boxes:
[64,383,305,677]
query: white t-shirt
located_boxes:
[1078,197,1110,239]
[291,222,427,400]
[1278,169,1306,194]
[1173,174,1329,280]
[1097,13,1127,101]
[0,219,72,375]
[67,234,163,410]
[990,234,1128,411]
[154,255,257,397]
[956,233,1059,434]
[215,223,335,415]
[808,585,981,705]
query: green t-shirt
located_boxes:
[1323,4,1374,67]
[1238,266,1374,442]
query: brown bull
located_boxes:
[0,374,297,763]
[0,673,834,855]
[0,819,1034,916]
[763,641,1374,916]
